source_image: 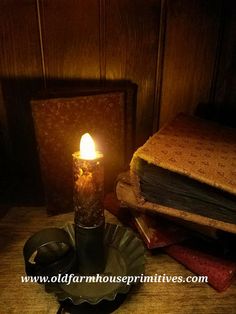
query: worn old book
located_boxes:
[130,114,236,234]
[108,190,236,292]
[116,172,220,239]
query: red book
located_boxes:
[164,244,236,292]
[105,193,236,291]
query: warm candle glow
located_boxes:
[80,133,96,160]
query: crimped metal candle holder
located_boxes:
[45,223,145,305]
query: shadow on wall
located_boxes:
[195,101,236,128]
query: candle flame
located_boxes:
[80,133,96,160]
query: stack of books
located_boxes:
[114,114,236,291]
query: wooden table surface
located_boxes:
[0,206,235,314]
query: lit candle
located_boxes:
[72,133,105,274]
[73,133,104,227]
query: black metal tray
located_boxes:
[45,223,145,305]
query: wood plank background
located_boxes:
[0,0,235,203]
[159,0,222,127]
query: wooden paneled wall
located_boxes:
[160,0,222,126]
[0,0,235,199]
[160,0,236,127]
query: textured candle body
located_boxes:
[73,152,104,227]
[73,151,105,274]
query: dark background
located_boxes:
[0,0,235,207]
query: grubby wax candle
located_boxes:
[73,133,104,227]
[73,133,105,274]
